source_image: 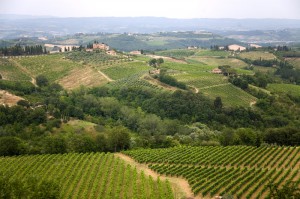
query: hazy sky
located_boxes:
[0,0,299,19]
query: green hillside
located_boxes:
[124,146,300,199]
[0,153,174,199]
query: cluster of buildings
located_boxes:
[47,42,117,56]
[86,42,117,56]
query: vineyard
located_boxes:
[201,84,257,107]
[0,58,31,81]
[102,61,151,80]
[107,72,160,91]
[239,52,277,61]
[123,146,300,199]
[0,152,174,199]
[155,49,197,59]
[267,83,300,97]
[11,54,82,82]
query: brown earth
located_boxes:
[0,90,24,106]
[58,66,108,90]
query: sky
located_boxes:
[0,0,299,19]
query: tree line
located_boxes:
[0,44,47,56]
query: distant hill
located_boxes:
[1,15,300,39]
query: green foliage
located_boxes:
[214,97,223,110]
[0,80,36,94]
[0,173,60,199]
[36,75,49,87]
[0,137,27,156]
[158,71,187,89]
[268,181,300,199]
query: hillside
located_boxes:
[0,152,174,199]
[1,45,300,153]
[123,146,300,199]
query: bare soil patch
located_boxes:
[58,66,108,90]
[0,90,24,106]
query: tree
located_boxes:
[0,137,27,156]
[157,58,164,66]
[268,181,300,199]
[0,74,2,79]
[108,126,131,152]
[148,58,157,67]
[214,97,223,110]
[36,75,49,87]
[43,136,67,154]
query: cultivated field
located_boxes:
[102,61,151,80]
[0,153,174,199]
[11,54,82,82]
[201,84,257,107]
[286,58,300,69]
[0,58,31,81]
[123,146,300,199]
[267,83,300,97]
[58,66,108,89]
[239,51,277,60]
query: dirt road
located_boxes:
[115,153,201,199]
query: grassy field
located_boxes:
[239,51,277,60]
[0,153,174,199]
[123,146,300,199]
[267,83,300,96]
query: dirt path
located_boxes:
[10,59,38,87]
[96,70,114,82]
[189,85,199,93]
[115,153,201,199]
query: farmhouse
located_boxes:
[130,50,142,55]
[249,44,262,48]
[93,43,110,51]
[212,68,223,74]
[228,44,246,51]
[187,46,198,50]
